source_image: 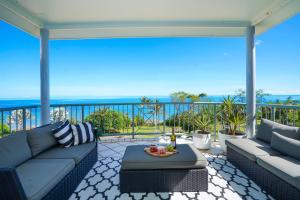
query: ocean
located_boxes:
[0,95,300,108]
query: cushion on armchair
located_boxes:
[16,159,75,200]
[0,131,32,168]
[27,121,63,156]
[256,118,300,143]
[271,131,300,160]
[36,142,96,164]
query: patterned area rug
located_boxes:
[69,140,274,200]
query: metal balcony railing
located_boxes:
[1,102,300,140]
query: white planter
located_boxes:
[193,132,211,150]
[219,130,246,152]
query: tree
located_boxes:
[187,93,207,102]
[140,96,152,103]
[139,97,161,130]
[235,89,270,103]
[256,89,270,103]
[235,89,246,103]
[285,96,295,105]
[170,91,189,102]
[50,108,68,122]
[7,110,30,129]
[134,114,145,126]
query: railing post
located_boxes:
[132,104,135,139]
[22,108,26,130]
[293,109,296,126]
[271,107,276,121]
[213,104,217,142]
[16,110,19,131]
[82,106,85,122]
[1,111,3,136]
[163,104,166,134]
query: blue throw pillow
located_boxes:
[52,120,73,148]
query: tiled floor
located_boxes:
[69,138,274,200]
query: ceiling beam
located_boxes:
[253,0,300,34]
[0,0,42,37]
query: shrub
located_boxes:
[85,108,131,133]
[0,123,10,135]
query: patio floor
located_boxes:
[69,138,274,200]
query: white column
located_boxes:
[40,28,50,125]
[246,26,256,137]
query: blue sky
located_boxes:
[0,14,299,99]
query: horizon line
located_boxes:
[1,94,300,100]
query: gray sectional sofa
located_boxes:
[0,122,97,200]
[226,119,300,200]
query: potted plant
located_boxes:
[192,108,212,149]
[218,96,246,151]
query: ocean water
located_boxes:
[0,95,300,108]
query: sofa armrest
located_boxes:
[93,127,98,141]
[0,167,27,200]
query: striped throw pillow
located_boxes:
[52,120,73,148]
[71,122,95,146]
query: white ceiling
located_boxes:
[0,0,299,39]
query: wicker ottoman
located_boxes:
[120,144,208,192]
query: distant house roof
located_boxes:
[0,0,299,39]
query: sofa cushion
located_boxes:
[257,155,300,190]
[121,144,207,170]
[0,131,32,168]
[27,122,63,156]
[225,138,280,161]
[256,119,300,143]
[35,142,96,164]
[271,132,300,160]
[16,159,75,200]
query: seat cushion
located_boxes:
[271,132,300,160]
[16,159,75,200]
[257,155,300,190]
[256,119,300,143]
[0,131,32,167]
[121,144,207,170]
[35,142,96,164]
[27,122,63,156]
[225,138,280,161]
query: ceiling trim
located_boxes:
[0,0,299,39]
[49,26,247,40]
[0,0,42,37]
[253,0,300,34]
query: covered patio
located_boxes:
[1,0,299,136]
[1,0,300,200]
